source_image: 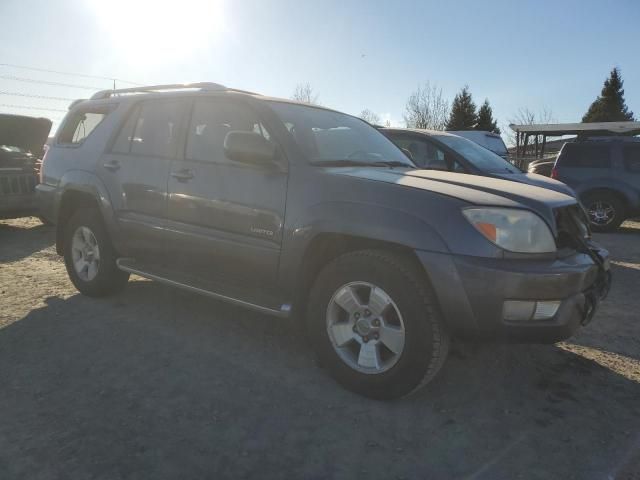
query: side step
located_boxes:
[116,258,291,318]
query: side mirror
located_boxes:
[224,131,276,165]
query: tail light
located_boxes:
[551,166,559,179]
[38,145,49,184]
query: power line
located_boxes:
[0,63,142,86]
[0,103,68,113]
[0,90,75,102]
[0,74,103,91]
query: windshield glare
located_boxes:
[437,135,519,173]
[268,102,413,166]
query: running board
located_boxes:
[116,258,291,318]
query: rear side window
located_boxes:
[560,144,611,168]
[112,100,185,157]
[58,108,111,145]
[622,145,640,173]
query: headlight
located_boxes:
[463,208,556,253]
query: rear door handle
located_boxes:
[170,169,194,181]
[103,160,120,171]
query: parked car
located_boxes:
[38,83,611,399]
[381,128,575,197]
[552,137,640,231]
[0,114,52,220]
[528,158,556,177]
[446,130,509,159]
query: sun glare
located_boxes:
[88,0,226,63]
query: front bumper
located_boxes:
[416,244,611,343]
[0,193,39,219]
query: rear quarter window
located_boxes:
[58,108,112,145]
[559,144,611,168]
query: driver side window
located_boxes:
[394,137,464,172]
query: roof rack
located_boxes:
[90,82,227,100]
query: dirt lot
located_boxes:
[1,217,639,480]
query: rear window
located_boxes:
[58,108,111,145]
[622,145,640,173]
[560,144,611,168]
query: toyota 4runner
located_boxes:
[37,83,611,399]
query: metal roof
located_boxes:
[509,121,640,136]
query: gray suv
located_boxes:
[37,83,611,399]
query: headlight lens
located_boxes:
[463,208,556,253]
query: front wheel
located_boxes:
[307,250,449,400]
[63,208,129,297]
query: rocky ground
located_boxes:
[1,217,639,479]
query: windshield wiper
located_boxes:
[371,160,414,168]
[310,159,412,168]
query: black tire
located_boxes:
[307,249,449,400]
[582,192,626,233]
[63,208,129,297]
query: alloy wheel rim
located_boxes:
[326,281,406,374]
[71,226,101,281]
[587,201,615,225]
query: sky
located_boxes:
[0,0,638,138]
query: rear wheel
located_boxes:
[307,250,449,400]
[583,192,625,232]
[63,208,129,297]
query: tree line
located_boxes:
[291,66,635,134]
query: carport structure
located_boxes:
[509,121,640,168]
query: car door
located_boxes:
[165,97,287,290]
[99,99,188,265]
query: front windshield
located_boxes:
[437,135,520,174]
[268,102,414,167]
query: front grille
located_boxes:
[0,173,37,196]
[555,204,589,251]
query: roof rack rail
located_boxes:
[90,82,227,100]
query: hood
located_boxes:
[0,114,52,157]
[493,172,575,197]
[330,167,578,230]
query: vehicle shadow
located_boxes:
[1,280,639,479]
[0,218,54,262]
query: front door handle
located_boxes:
[103,160,120,171]
[170,169,194,181]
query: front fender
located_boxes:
[278,201,450,295]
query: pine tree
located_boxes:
[446,86,477,130]
[476,99,500,134]
[582,67,635,122]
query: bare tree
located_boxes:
[506,107,556,148]
[403,83,449,130]
[291,83,320,105]
[359,108,381,125]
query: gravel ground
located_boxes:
[1,217,639,480]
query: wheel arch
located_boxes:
[55,171,116,255]
[290,232,435,318]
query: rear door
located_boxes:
[99,99,188,264]
[164,97,287,288]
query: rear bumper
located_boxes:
[35,183,58,223]
[416,244,610,343]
